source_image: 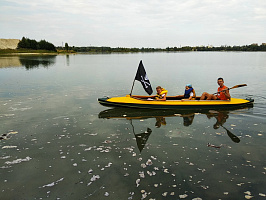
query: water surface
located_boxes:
[0,52,265,199]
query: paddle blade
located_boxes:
[222,126,240,143]
[231,84,247,89]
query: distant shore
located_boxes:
[1,38,266,54]
[61,44,266,53]
[0,49,76,56]
[1,44,266,56]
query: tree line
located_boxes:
[56,46,165,53]
[17,37,56,51]
[57,43,266,53]
[17,37,266,53]
[166,44,266,52]
[15,37,266,53]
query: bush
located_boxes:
[17,37,56,52]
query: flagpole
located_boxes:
[130,119,136,135]
[130,60,140,96]
[129,79,135,96]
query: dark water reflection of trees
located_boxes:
[0,55,56,69]
[19,55,56,70]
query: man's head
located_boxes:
[217,77,224,87]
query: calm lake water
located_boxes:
[0,52,265,200]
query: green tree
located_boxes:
[17,37,56,51]
[65,43,69,51]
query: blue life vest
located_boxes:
[184,88,193,98]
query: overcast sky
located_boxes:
[1,0,265,47]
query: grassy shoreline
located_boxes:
[1,47,266,56]
[0,49,76,55]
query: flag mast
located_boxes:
[129,79,135,96]
[129,60,141,96]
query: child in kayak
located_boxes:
[154,86,168,101]
[176,84,196,100]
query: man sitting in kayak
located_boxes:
[153,86,167,101]
[200,78,231,100]
[176,84,196,100]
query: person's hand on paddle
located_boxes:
[220,89,227,94]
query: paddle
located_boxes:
[213,84,247,95]
[221,125,240,143]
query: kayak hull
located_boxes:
[98,95,254,110]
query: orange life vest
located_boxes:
[217,85,228,100]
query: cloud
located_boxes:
[1,0,265,47]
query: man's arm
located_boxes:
[223,88,231,100]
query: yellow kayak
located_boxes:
[98,95,254,110]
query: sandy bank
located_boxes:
[0,39,20,49]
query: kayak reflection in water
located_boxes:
[155,113,195,128]
[98,108,241,143]
[155,117,167,128]
[182,113,195,126]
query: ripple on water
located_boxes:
[5,156,32,165]
[39,177,64,188]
